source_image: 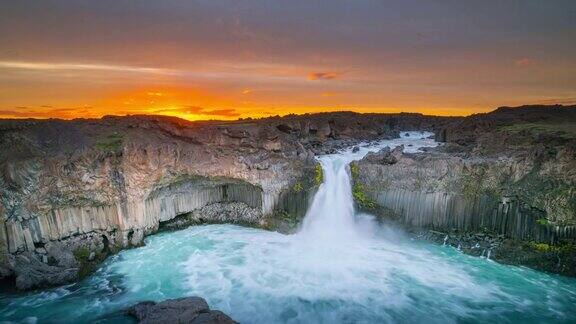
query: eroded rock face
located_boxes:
[126,297,237,324]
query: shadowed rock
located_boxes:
[126,297,236,324]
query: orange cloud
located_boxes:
[308,72,339,81]
[0,106,95,119]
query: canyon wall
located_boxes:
[353,150,576,242]
[352,106,576,275]
[0,116,322,289]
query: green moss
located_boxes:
[531,242,551,252]
[314,163,323,185]
[350,163,358,178]
[96,133,124,153]
[536,218,549,226]
[293,182,303,193]
[352,183,376,209]
[349,163,376,209]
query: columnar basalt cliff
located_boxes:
[352,105,576,275]
[0,112,451,289]
[0,116,316,289]
[3,106,573,289]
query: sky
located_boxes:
[1,0,575,120]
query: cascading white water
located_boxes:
[299,131,436,241]
[298,156,358,240]
[2,131,576,323]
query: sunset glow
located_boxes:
[1,1,575,120]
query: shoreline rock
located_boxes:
[126,297,237,324]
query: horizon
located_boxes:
[1,103,574,123]
[1,1,576,121]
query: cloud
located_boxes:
[0,106,98,119]
[514,58,537,67]
[308,72,339,81]
[153,106,240,117]
[0,109,36,118]
[0,60,313,84]
[537,97,576,105]
[0,61,172,74]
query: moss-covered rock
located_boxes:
[73,246,110,279]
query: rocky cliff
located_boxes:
[0,116,316,289]
[352,105,576,275]
[0,112,451,289]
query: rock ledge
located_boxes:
[126,297,237,324]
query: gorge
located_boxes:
[1,106,576,323]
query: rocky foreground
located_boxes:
[126,297,236,324]
[0,105,575,289]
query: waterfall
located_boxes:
[297,131,438,242]
[298,156,358,240]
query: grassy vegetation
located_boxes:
[499,122,576,140]
[95,133,124,153]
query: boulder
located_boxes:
[363,146,403,165]
[126,297,236,324]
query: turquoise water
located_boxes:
[1,224,576,323]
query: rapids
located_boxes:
[1,132,575,323]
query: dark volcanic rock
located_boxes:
[363,146,403,165]
[126,297,236,324]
